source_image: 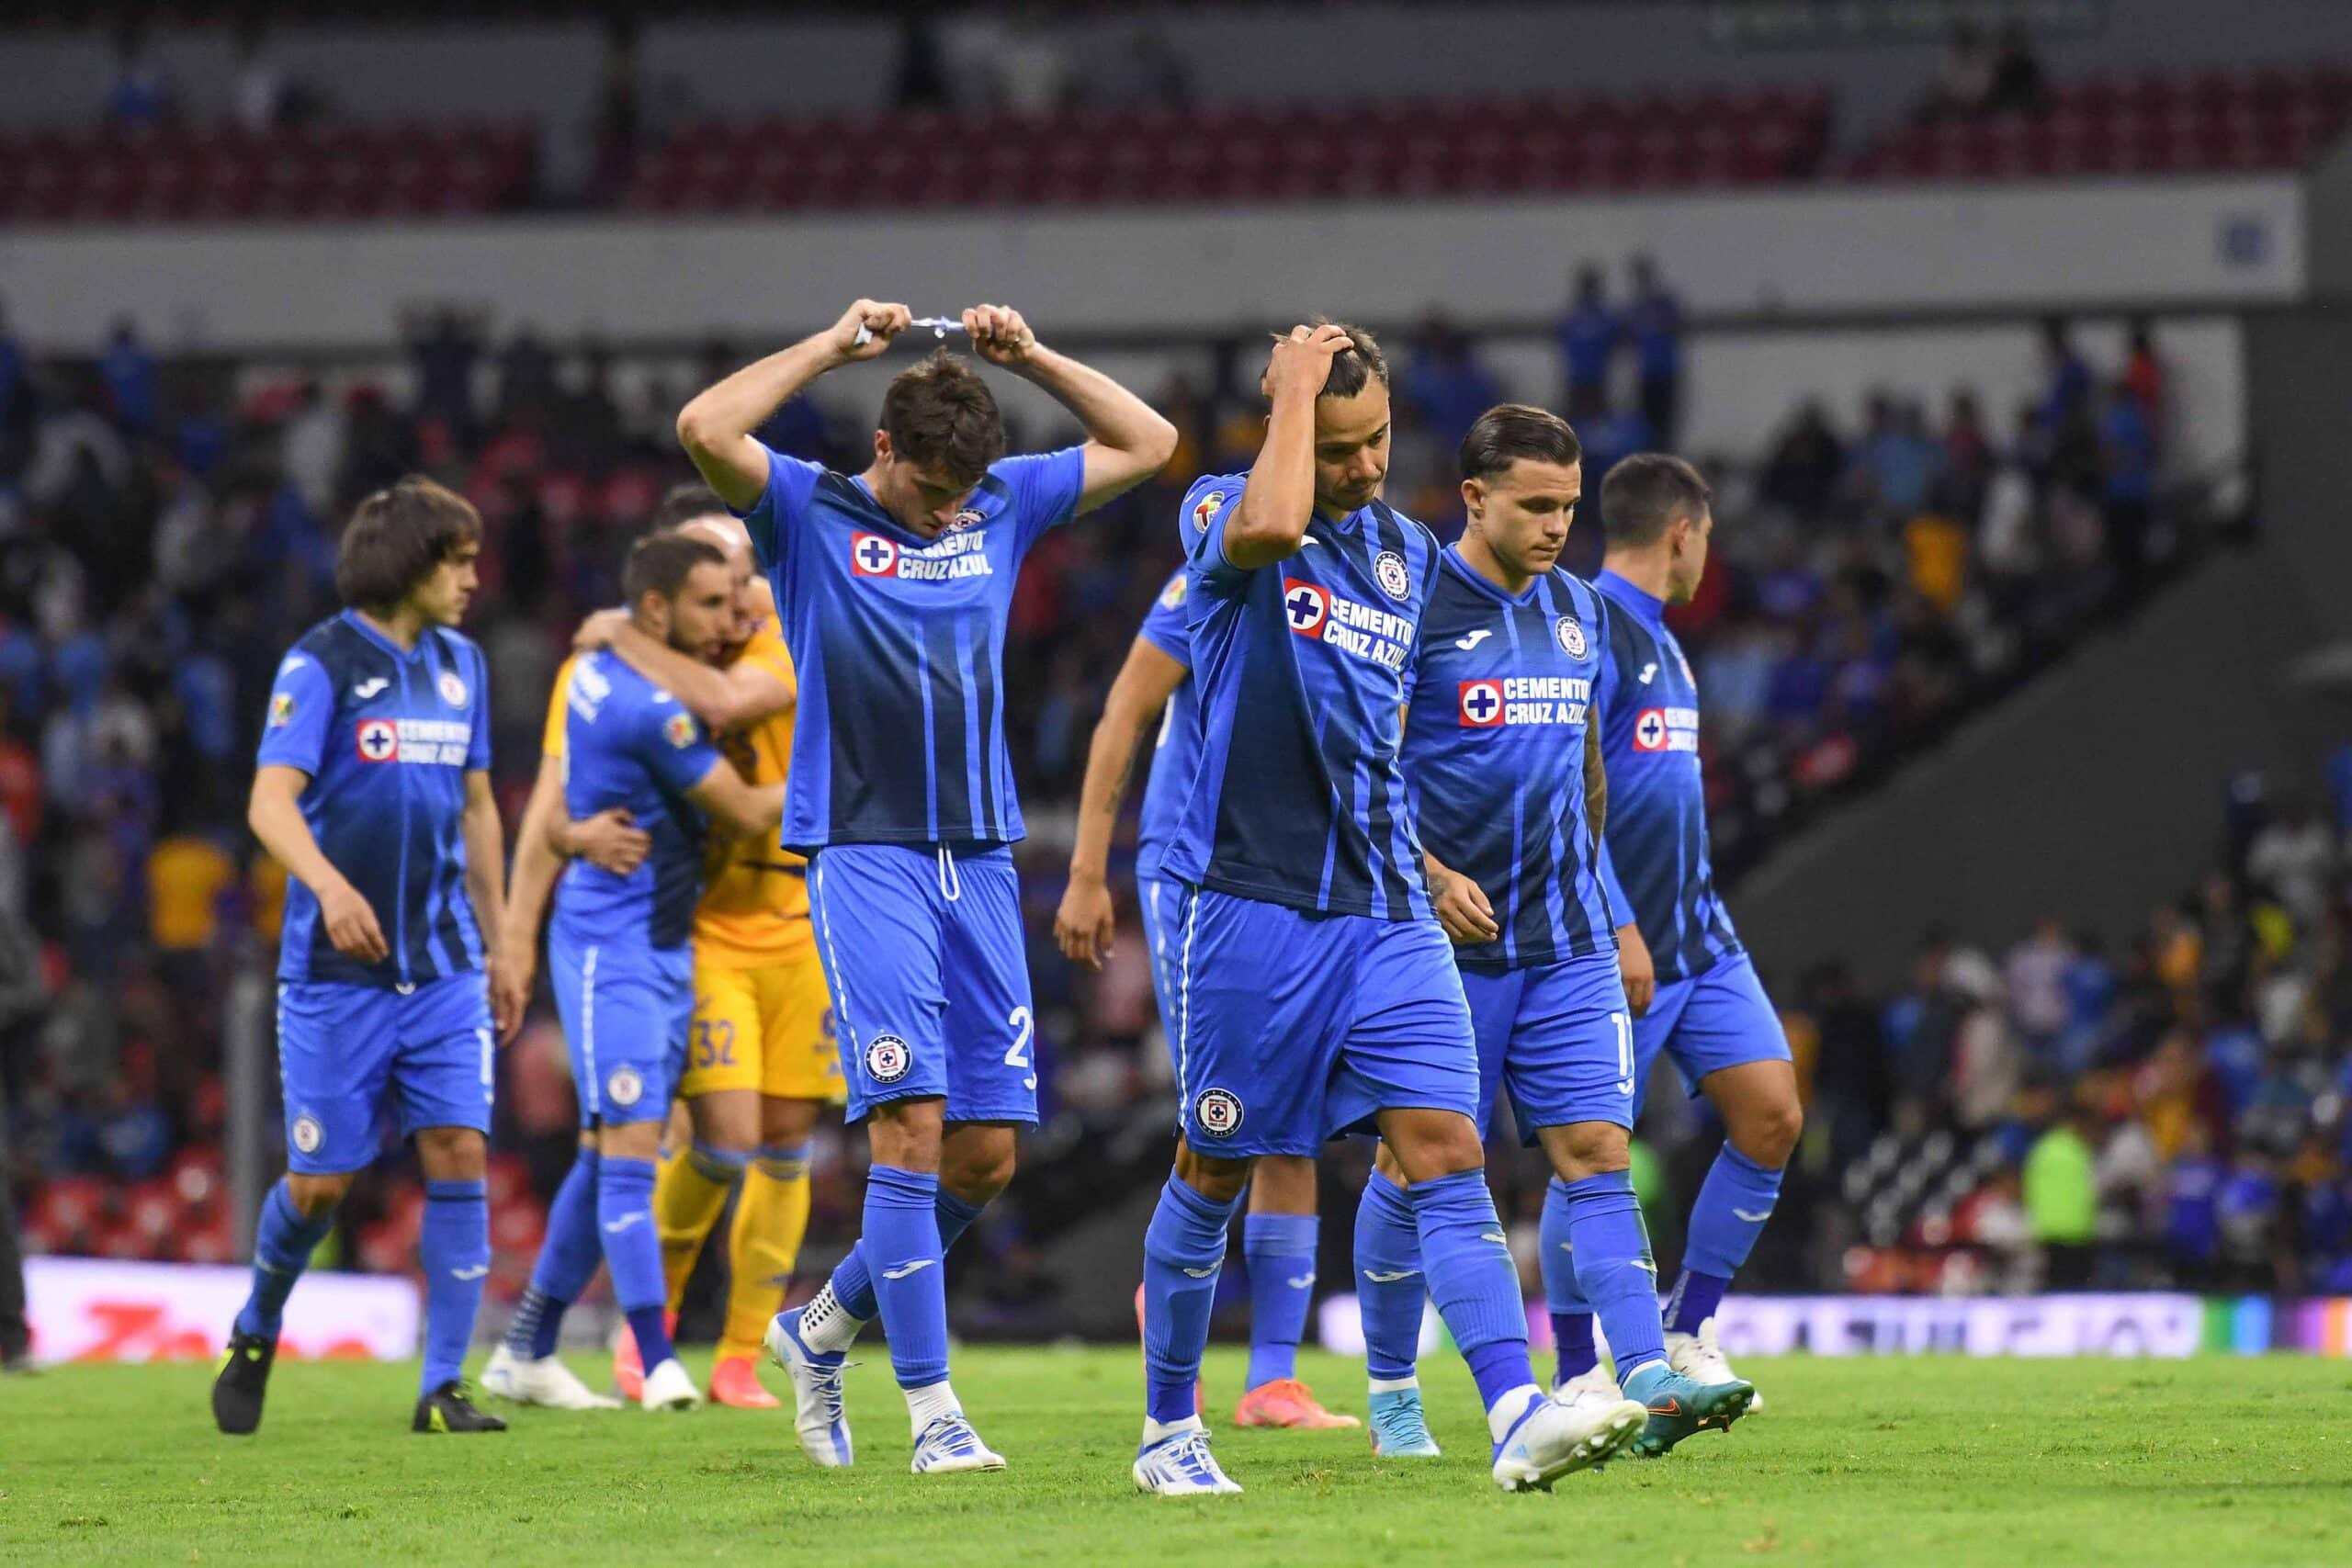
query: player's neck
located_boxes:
[355,604,425,651]
[1456,529,1532,598]
[1601,551,1673,604]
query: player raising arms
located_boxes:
[1352,407,1752,1466]
[215,479,508,1437]
[485,531,786,1413]
[1544,454,1803,1408]
[1055,570,1355,1433]
[678,300,1175,1472]
[1132,324,1611,1499]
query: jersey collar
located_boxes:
[1596,568,1668,628]
[1442,543,1543,607]
[340,608,428,663]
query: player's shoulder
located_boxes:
[424,625,486,664]
[1545,567,1607,622]
[1181,471,1248,518]
[275,615,357,686]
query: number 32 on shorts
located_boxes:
[692,1019,738,1069]
[1005,1006,1035,1091]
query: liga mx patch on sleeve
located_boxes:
[663,711,697,750]
[268,693,295,728]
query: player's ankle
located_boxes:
[905,1379,962,1437]
[1484,1383,1544,1445]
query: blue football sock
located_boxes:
[863,1165,950,1390]
[1242,1213,1317,1390]
[597,1154,672,1366]
[1558,1168,1665,1381]
[418,1179,488,1393]
[1141,1175,1241,1426]
[232,1179,335,1340]
[1351,1168,1426,1382]
[1538,1177,1598,1382]
[1406,1170,1535,1414]
[507,1149,603,1359]
[831,1185,986,1322]
[1667,1144,1784,1333]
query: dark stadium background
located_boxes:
[4,0,2352,1365]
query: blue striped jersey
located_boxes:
[256,611,492,989]
[548,650,724,953]
[1400,548,1618,971]
[1589,568,1742,984]
[1131,569,1197,885]
[1161,473,1440,920]
[737,442,1085,852]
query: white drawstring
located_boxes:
[935,842,963,903]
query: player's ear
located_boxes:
[872,429,893,467]
[1460,477,1484,521]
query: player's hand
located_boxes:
[962,304,1036,367]
[1261,322,1356,402]
[1429,863,1499,946]
[1054,874,1117,970]
[831,299,911,363]
[1616,922,1656,1016]
[320,880,390,964]
[488,953,533,1044]
[571,808,651,876]
[572,608,628,652]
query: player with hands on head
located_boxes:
[217,478,507,1438]
[678,299,1174,1473]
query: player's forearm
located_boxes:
[1069,705,1149,885]
[462,793,508,958]
[676,333,840,508]
[247,784,353,904]
[1014,344,1177,508]
[605,623,741,729]
[1583,723,1609,839]
[502,771,569,953]
[1228,387,1319,562]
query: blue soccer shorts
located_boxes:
[1170,886,1478,1159]
[808,842,1038,1126]
[277,973,494,1174]
[1460,950,1636,1145]
[1137,872,1184,1077]
[547,929,694,1128]
[1631,951,1792,1120]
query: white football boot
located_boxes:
[481,1344,622,1410]
[639,1356,704,1411]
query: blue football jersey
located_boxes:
[1590,569,1742,984]
[1400,548,1617,971]
[1132,569,1197,885]
[1162,473,1439,921]
[737,442,1086,852]
[549,650,725,952]
[256,611,492,989]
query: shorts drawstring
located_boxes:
[935,842,963,903]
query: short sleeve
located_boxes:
[641,694,725,799]
[1136,572,1193,666]
[466,645,492,773]
[541,656,575,761]
[254,650,334,776]
[997,446,1087,555]
[733,442,827,578]
[1398,637,1421,709]
[1596,836,1631,931]
[743,631,798,707]
[1178,474,1250,597]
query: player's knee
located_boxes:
[1732,1095,1803,1168]
[866,1099,945,1172]
[599,1118,664,1162]
[413,1125,487,1180]
[1250,1154,1317,1213]
[941,1135,1016,1205]
[284,1169,354,1217]
[1173,1142,1252,1204]
[1550,1121,1631,1181]
[758,1096,822,1148]
[1381,1111,1486,1184]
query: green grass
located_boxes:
[3,1349,2348,1566]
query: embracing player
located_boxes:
[1547,454,1803,1406]
[679,299,1175,1472]
[484,530,786,1412]
[1351,407,1752,1464]
[1132,323,1619,1498]
[1054,570,1354,1433]
[216,478,507,1437]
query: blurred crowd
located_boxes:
[0,281,2245,1309]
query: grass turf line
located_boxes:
[2,1348,2347,1566]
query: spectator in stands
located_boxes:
[0,299,21,431]
[231,19,292,135]
[591,18,644,199]
[0,887,38,1373]
[1758,400,1845,517]
[2099,380,2157,592]
[98,320,156,435]
[1400,313,1500,459]
[1917,24,1997,123]
[1555,263,1617,407]
[2247,800,2338,927]
[102,21,173,131]
[1985,23,2048,118]
[2121,317,2165,428]
[2035,317,2093,446]
[2023,1101,2099,1286]
[1847,394,1941,519]
[1623,254,1684,447]
[2006,917,2075,1057]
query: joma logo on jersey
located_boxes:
[1283,579,1411,672]
[1459,677,1590,728]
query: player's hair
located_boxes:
[650,481,730,531]
[880,350,1007,487]
[334,476,482,612]
[1308,318,1389,400]
[621,529,727,609]
[1599,452,1713,547]
[1459,404,1582,482]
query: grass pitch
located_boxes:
[2,1348,2346,1566]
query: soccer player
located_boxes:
[484,531,786,1413]
[677,299,1176,1472]
[580,497,842,1410]
[1055,571,1355,1432]
[214,478,508,1437]
[1549,453,1803,1408]
[1131,323,1620,1498]
[1351,407,1752,1464]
